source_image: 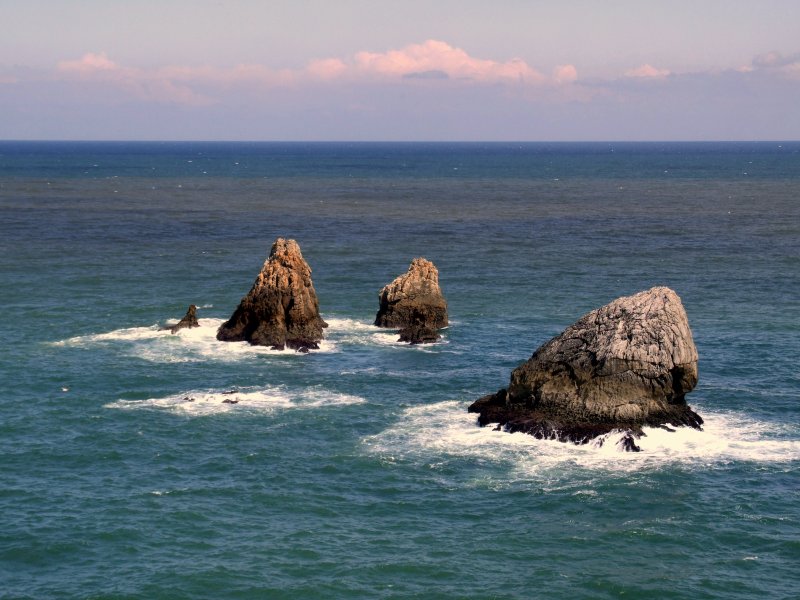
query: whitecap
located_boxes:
[52,323,166,346]
[363,401,800,478]
[53,318,336,362]
[54,315,449,359]
[105,385,366,416]
[323,316,450,350]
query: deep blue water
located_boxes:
[1,142,798,599]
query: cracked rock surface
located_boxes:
[469,287,702,447]
[216,238,327,350]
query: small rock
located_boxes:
[375,257,448,344]
[165,304,199,334]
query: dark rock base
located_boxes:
[468,388,704,452]
[270,339,319,352]
[398,324,440,344]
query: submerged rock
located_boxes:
[216,238,327,350]
[469,287,702,450]
[375,258,448,344]
[165,304,200,334]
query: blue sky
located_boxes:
[1,0,798,140]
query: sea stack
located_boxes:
[216,238,327,350]
[468,287,702,450]
[168,304,199,334]
[375,258,448,344]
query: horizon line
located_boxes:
[2,139,798,144]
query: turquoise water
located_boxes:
[1,142,798,599]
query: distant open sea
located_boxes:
[1,141,798,599]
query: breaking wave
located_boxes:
[363,401,800,477]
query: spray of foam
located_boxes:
[105,385,366,416]
[52,315,451,362]
[363,401,800,478]
[53,318,337,361]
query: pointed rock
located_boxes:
[469,287,702,449]
[375,258,448,344]
[162,304,199,334]
[216,238,327,350]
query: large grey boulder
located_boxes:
[375,258,448,344]
[216,238,327,350]
[469,287,702,449]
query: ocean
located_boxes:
[0,141,798,599]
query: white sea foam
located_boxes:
[323,317,450,350]
[105,385,366,416]
[363,401,800,477]
[53,318,336,362]
[54,315,447,361]
[323,317,399,347]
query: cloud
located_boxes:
[56,52,213,106]
[46,40,576,111]
[750,51,800,79]
[58,52,118,72]
[624,64,671,79]
[553,64,578,84]
[304,58,347,81]
[403,70,450,80]
[349,40,545,83]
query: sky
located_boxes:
[1,0,799,141]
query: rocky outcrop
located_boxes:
[375,258,448,344]
[161,304,199,334]
[469,287,702,449]
[216,238,327,350]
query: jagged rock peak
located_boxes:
[375,257,448,343]
[252,238,312,291]
[169,304,199,334]
[469,286,702,450]
[216,238,327,350]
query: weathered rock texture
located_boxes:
[375,258,448,344]
[469,287,702,448]
[216,238,327,350]
[168,304,199,334]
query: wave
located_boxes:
[105,385,366,416]
[363,401,800,476]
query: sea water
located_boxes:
[0,141,798,599]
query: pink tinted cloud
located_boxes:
[58,52,118,72]
[625,64,671,79]
[56,53,213,106]
[349,40,545,83]
[552,64,578,84]
[305,58,348,81]
[50,40,577,109]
